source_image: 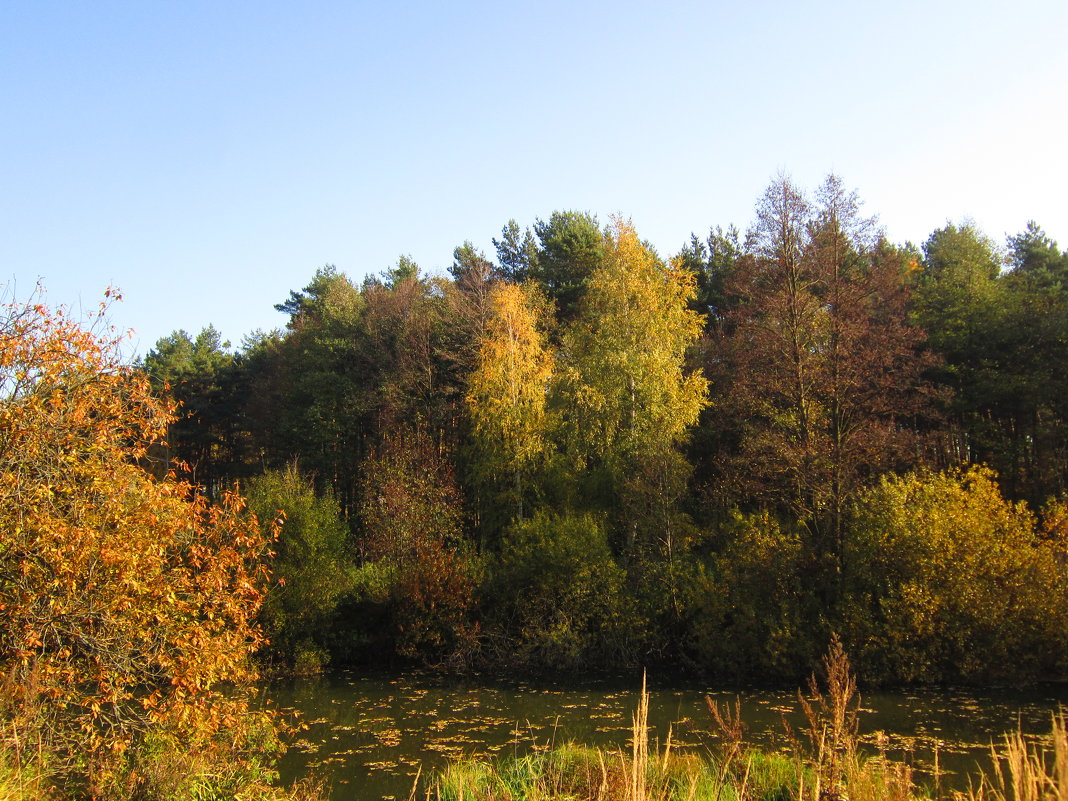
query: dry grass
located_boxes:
[0,713,327,801]
[956,711,1068,801]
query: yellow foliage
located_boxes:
[560,217,708,466]
[467,282,554,515]
[844,466,1068,682]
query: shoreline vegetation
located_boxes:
[1,636,1064,800]
[0,294,323,799]
[430,642,1068,801]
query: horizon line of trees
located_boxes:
[140,173,1068,684]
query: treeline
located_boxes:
[143,174,1068,684]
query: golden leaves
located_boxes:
[467,282,555,479]
[0,291,274,779]
[562,217,708,463]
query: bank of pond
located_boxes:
[269,669,1068,801]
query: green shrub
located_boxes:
[842,466,1068,683]
[683,510,816,681]
[245,464,355,671]
[488,510,637,670]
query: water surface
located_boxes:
[270,671,1068,801]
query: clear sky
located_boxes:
[3,0,1066,356]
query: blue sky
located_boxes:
[3,0,1066,356]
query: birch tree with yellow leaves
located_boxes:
[466,282,554,529]
[557,218,708,561]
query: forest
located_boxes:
[128,173,1068,688]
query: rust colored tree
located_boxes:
[358,429,475,666]
[708,176,936,586]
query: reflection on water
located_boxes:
[269,671,1068,801]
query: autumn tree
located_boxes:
[251,262,456,492]
[356,429,475,665]
[708,174,935,583]
[712,175,822,518]
[556,217,708,566]
[466,282,554,530]
[0,290,276,794]
[843,467,1068,683]
[807,176,935,563]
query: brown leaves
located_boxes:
[358,430,475,663]
[708,175,937,538]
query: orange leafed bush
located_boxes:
[0,289,276,787]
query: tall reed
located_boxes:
[960,711,1068,801]
[434,673,721,801]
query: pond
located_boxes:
[270,670,1068,801]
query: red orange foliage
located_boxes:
[0,289,276,787]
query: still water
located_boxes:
[270,670,1068,801]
